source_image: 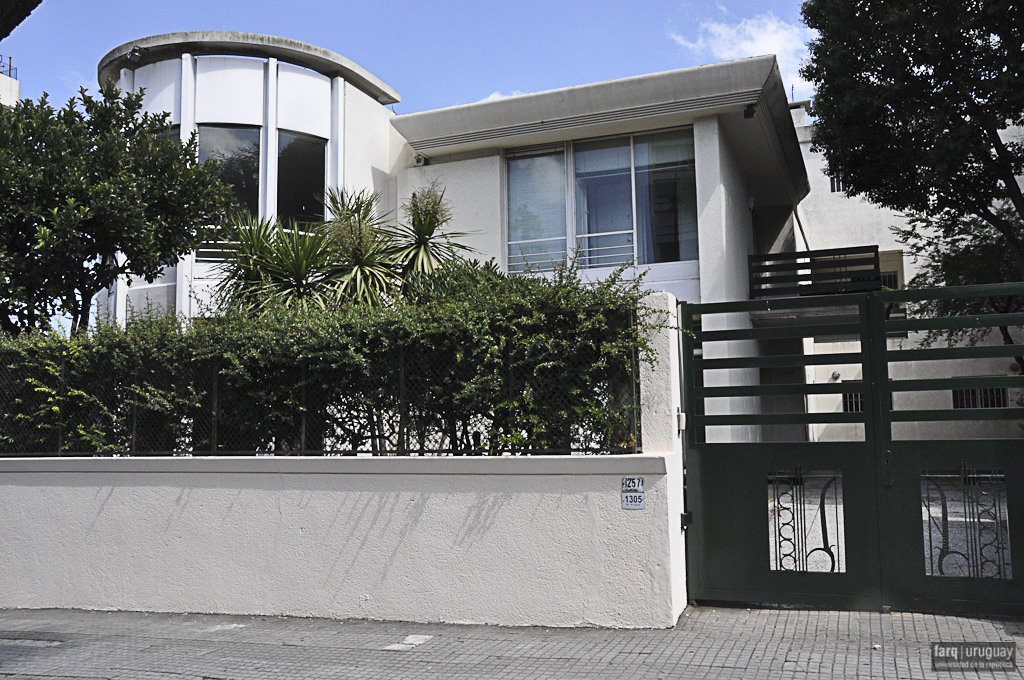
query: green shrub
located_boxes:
[0,261,655,455]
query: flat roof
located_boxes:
[394,55,808,205]
[98,31,400,105]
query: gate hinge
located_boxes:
[681,511,693,531]
[677,411,687,432]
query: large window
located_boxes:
[507,128,697,273]
[278,130,326,224]
[198,125,260,216]
[508,150,568,273]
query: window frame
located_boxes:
[505,126,697,273]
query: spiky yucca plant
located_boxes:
[323,188,399,306]
[385,180,475,283]
[215,214,344,313]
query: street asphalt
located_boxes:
[1,606,1022,679]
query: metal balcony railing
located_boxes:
[0,55,16,80]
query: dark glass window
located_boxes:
[278,130,326,224]
[634,130,698,264]
[198,125,261,216]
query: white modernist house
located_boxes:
[96,31,808,321]
[96,32,1022,444]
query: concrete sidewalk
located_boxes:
[0,607,1021,679]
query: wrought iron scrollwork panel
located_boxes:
[768,468,846,573]
[921,467,1011,579]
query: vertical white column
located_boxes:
[328,76,345,216]
[262,58,279,219]
[113,69,134,325]
[639,291,683,456]
[119,67,135,93]
[177,53,198,318]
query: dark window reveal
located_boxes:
[278,130,326,224]
[198,125,260,216]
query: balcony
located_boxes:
[749,245,881,300]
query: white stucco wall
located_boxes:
[0,454,686,629]
[277,62,331,139]
[195,56,265,126]
[344,82,393,200]
[396,155,504,264]
[0,73,18,108]
[694,116,760,443]
[133,59,181,121]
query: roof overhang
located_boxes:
[98,31,400,105]
[392,55,808,206]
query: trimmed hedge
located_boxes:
[0,262,655,455]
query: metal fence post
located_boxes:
[300,362,307,452]
[56,352,65,456]
[131,362,138,453]
[398,344,407,456]
[210,364,218,453]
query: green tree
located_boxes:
[893,207,1024,370]
[800,0,1024,280]
[0,83,233,336]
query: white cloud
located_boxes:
[481,90,525,102]
[670,13,815,100]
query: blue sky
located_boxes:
[0,0,815,113]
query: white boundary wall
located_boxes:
[0,453,685,628]
[0,292,686,628]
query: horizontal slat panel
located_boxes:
[753,270,880,288]
[752,280,881,298]
[698,322,863,342]
[888,345,1024,362]
[878,282,1024,303]
[697,382,857,398]
[891,408,1024,422]
[749,245,878,263]
[751,256,882,274]
[696,412,865,426]
[681,294,867,315]
[891,376,1024,392]
[887,312,1024,332]
[685,441,868,454]
[697,352,863,370]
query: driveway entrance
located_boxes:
[680,283,1024,614]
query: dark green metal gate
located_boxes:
[681,283,1024,614]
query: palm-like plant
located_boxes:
[215,214,344,313]
[322,188,399,306]
[385,181,475,282]
[215,184,473,311]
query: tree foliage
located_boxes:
[893,207,1024,369]
[801,0,1024,279]
[0,83,234,335]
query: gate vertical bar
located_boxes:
[678,301,703,598]
[863,291,894,609]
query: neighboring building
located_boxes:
[0,55,18,108]
[95,31,808,320]
[789,101,1022,441]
